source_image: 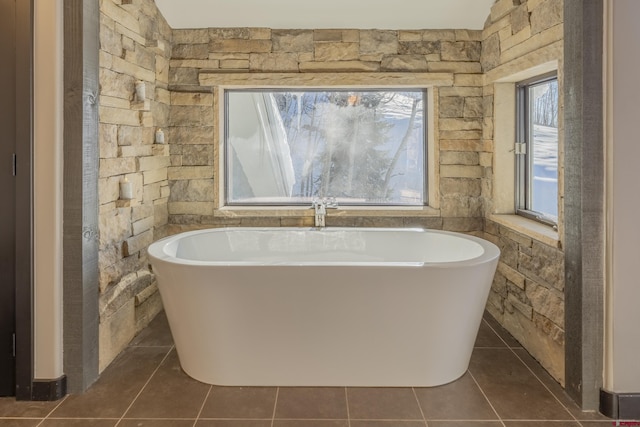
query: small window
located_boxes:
[224,89,426,207]
[515,74,559,225]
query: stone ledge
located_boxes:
[489,214,560,248]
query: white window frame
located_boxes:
[515,72,559,227]
[223,88,428,208]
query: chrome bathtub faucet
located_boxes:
[311,197,338,227]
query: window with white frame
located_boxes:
[515,73,559,225]
[224,89,426,207]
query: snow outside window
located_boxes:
[224,89,426,206]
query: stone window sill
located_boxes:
[215,205,441,219]
[489,214,560,248]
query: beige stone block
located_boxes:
[156,56,170,85]
[530,0,563,35]
[398,30,422,42]
[491,0,518,22]
[482,14,511,39]
[143,168,167,185]
[526,281,564,327]
[439,130,483,140]
[442,217,483,232]
[464,97,484,118]
[439,97,464,118]
[341,30,359,43]
[143,182,161,203]
[358,54,384,62]
[479,152,493,167]
[134,288,163,332]
[100,67,135,100]
[168,166,214,180]
[100,95,130,110]
[381,55,428,72]
[99,299,135,373]
[422,30,456,41]
[439,118,482,131]
[439,151,479,165]
[506,293,533,319]
[99,157,137,178]
[314,29,343,42]
[249,53,299,72]
[169,67,199,85]
[182,145,214,166]
[220,59,250,69]
[114,22,146,46]
[272,30,313,52]
[249,28,271,40]
[132,203,154,222]
[138,155,170,171]
[453,74,483,87]
[154,203,169,228]
[209,39,272,53]
[100,50,113,70]
[170,105,213,127]
[209,28,251,40]
[500,24,563,65]
[119,145,153,158]
[170,59,221,69]
[499,26,513,44]
[169,126,214,144]
[398,41,440,55]
[439,87,483,97]
[111,55,156,82]
[314,42,359,61]
[100,24,123,57]
[169,179,214,203]
[427,61,482,74]
[207,52,251,61]
[455,30,483,41]
[298,61,380,72]
[168,201,214,216]
[171,91,214,106]
[123,230,153,258]
[101,0,140,34]
[441,41,482,62]
[511,4,531,35]
[440,139,493,152]
[172,43,209,60]
[173,29,209,44]
[440,177,482,197]
[100,123,119,159]
[132,216,154,236]
[99,176,120,206]
[440,164,484,178]
[498,262,526,289]
[360,30,398,55]
[481,32,501,72]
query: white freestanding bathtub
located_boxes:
[148,227,500,387]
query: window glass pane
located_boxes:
[226,90,425,206]
[528,79,558,221]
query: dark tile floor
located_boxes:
[0,312,616,427]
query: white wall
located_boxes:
[33,0,64,380]
[604,0,640,393]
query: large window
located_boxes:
[516,74,559,225]
[224,89,426,207]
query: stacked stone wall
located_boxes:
[167,28,488,233]
[481,0,565,383]
[98,0,172,371]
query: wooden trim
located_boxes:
[62,0,100,393]
[563,0,605,411]
[14,0,35,401]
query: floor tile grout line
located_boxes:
[114,344,174,427]
[270,387,279,427]
[192,384,213,427]
[467,368,507,427]
[411,387,429,427]
[507,346,584,424]
[344,387,351,427]
[482,317,583,423]
[34,393,71,427]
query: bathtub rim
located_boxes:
[148,227,500,268]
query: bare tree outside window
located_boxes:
[225,89,426,206]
